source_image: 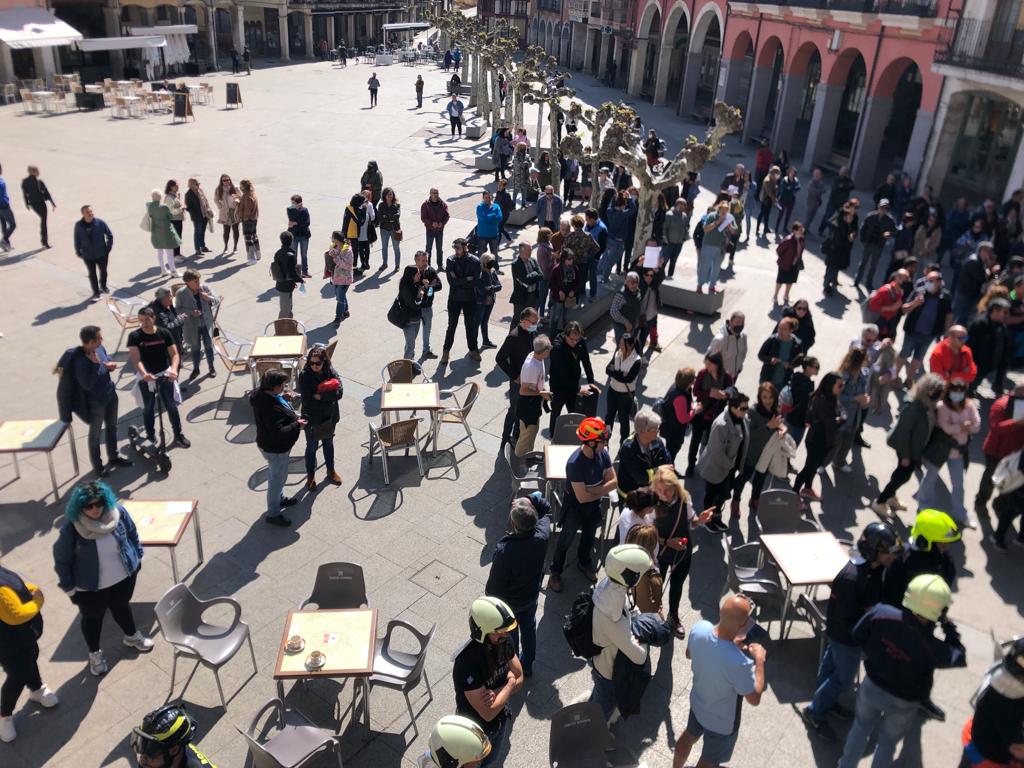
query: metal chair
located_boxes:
[213,335,252,410]
[367,418,424,484]
[549,701,613,767]
[724,542,785,629]
[154,583,257,709]
[381,358,430,385]
[238,698,342,768]
[264,318,306,337]
[503,442,545,497]
[436,382,479,451]
[758,488,821,534]
[552,413,585,445]
[169,281,186,297]
[252,358,298,389]
[368,620,436,737]
[788,592,829,659]
[300,562,368,610]
[105,296,142,352]
[324,339,338,362]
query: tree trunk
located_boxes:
[549,106,561,192]
[467,53,477,108]
[489,70,501,128]
[632,189,660,262]
[534,100,544,160]
[461,51,468,81]
[514,83,525,128]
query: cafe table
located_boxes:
[124,499,204,583]
[380,382,441,450]
[0,419,79,500]
[543,443,615,557]
[760,531,851,640]
[248,335,307,386]
[274,608,377,732]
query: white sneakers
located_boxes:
[122,631,154,652]
[0,685,59,743]
[89,650,108,676]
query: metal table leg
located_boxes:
[47,452,59,501]
[779,583,793,641]
[11,453,20,481]
[276,679,286,700]
[170,547,180,583]
[192,506,205,566]
[67,422,79,475]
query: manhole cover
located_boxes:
[410,559,466,596]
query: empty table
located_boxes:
[250,335,306,359]
[544,444,579,481]
[380,382,441,449]
[0,419,79,500]
[760,532,851,640]
[126,499,204,582]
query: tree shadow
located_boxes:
[32,298,93,326]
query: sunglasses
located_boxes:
[309,359,324,366]
[795,306,808,312]
[735,405,749,412]
[83,500,104,510]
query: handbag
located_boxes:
[312,417,335,440]
[387,297,410,328]
[392,228,403,243]
[139,212,152,232]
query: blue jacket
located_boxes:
[56,345,117,423]
[73,217,114,261]
[0,177,9,208]
[535,193,563,224]
[53,507,143,593]
[603,198,636,241]
[476,201,503,239]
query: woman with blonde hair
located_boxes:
[625,523,663,615]
[238,178,260,264]
[213,173,240,255]
[145,189,180,277]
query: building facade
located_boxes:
[477,0,529,45]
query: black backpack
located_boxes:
[563,591,602,659]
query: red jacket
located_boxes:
[868,281,904,320]
[929,338,978,384]
[981,395,1024,458]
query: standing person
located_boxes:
[367,71,380,107]
[20,165,54,248]
[661,198,690,278]
[485,494,552,677]
[376,187,402,272]
[535,185,562,231]
[342,191,373,275]
[535,226,554,319]
[145,190,181,277]
[837,575,966,768]
[959,639,1024,768]
[546,321,597,434]
[214,174,240,255]
[801,522,904,742]
[73,205,113,301]
[441,238,483,364]
[600,191,636,281]
[446,93,465,137]
[476,254,502,349]
[183,178,213,258]
[871,373,944,519]
[298,345,343,491]
[583,208,607,302]
[804,167,826,234]
[672,595,767,768]
[831,348,872,472]
[783,357,819,447]
[56,325,133,477]
[604,334,641,445]
[451,597,523,766]
[398,263,426,359]
[514,335,551,455]
[230,48,240,74]
[792,373,843,501]
[697,391,750,534]
[420,188,450,269]
[637,267,662,354]
[272,231,302,319]
[249,369,305,527]
[238,178,261,264]
[415,249,442,359]
[610,272,642,344]
[953,241,997,324]
[174,269,217,382]
[491,128,511,183]
[660,367,697,464]
[360,161,384,204]
[496,308,537,448]
[286,195,312,278]
[775,167,801,237]
[707,311,748,382]
[733,382,786,514]
[784,299,817,352]
[974,383,1024,520]
[475,189,502,263]
[510,242,542,324]
[818,165,855,236]
[561,151,579,206]
[895,266,952,384]
[823,201,859,294]
[0,561,58,743]
[855,199,897,290]
[53,481,153,677]
[242,44,251,74]
[414,74,424,108]
[163,180,185,259]
[757,317,805,388]
[756,166,781,238]
[698,200,735,294]
[547,417,617,591]
[916,380,980,528]
[326,232,354,326]
[929,325,978,384]
[443,48,452,72]
[685,353,734,477]
[548,248,582,334]
[772,222,805,305]
[495,178,515,247]
[510,143,531,210]
[128,307,189,448]
[0,162,15,251]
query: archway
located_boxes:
[680,6,722,118]
[939,91,1024,202]
[874,59,923,180]
[753,36,785,139]
[546,20,554,55]
[560,23,570,65]
[790,42,822,155]
[828,51,867,165]
[661,3,689,109]
[640,7,661,101]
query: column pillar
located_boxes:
[626,39,647,96]
[652,44,673,106]
[677,49,702,116]
[278,8,290,60]
[32,47,56,83]
[326,15,335,49]
[347,15,355,49]
[103,2,125,79]
[802,82,843,169]
[572,23,587,70]
[771,72,808,152]
[849,96,893,188]
[598,31,611,78]
[234,5,245,56]
[902,109,934,184]
[0,43,14,84]
[303,10,314,58]
[741,66,771,143]
[1006,140,1024,202]
[717,57,743,105]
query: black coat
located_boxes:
[548,335,595,394]
[825,214,858,270]
[510,256,542,305]
[484,507,551,611]
[756,333,806,385]
[616,435,672,495]
[496,325,535,381]
[250,389,302,454]
[298,364,342,432]
[273,246,301,292]
[967,314,1009,382]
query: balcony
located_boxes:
[598,0,631,26]
[478,0,530,17]
[935,18,1024,79]
[287,0,404,8]
[754,0,937,16]
[536,0,563,13]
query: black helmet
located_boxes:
[130,704,196,758]
[1003,637,1024,682]
[857,521,903,562]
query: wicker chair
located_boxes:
[435,382,479,451]
[367,418,424,485]
[213,336,252,411]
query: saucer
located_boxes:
[305,652,326,671]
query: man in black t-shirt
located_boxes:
[127,307,189,448]
[451,597,523,767]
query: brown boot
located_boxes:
[329,471,343,486]
[306,475,317,492]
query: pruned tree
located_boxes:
[521,55,575,194]
[558,100,620,209]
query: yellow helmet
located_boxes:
[902,573,952,622]
[468,596,517,643]
[910,509,961,551]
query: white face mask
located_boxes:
[926,280,939,294]
[526,323,538,333]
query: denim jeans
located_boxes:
[478,236,499,260]
[662,242,683,276]
[261,450,291,517]
[480,711,512,767]
[550,503,602,574]
[838,675,921,768]
[586,257,599,299]
[140,378,182,440]
[0,206,16,244]
[292,235,310,274]
[191,325,215,371]
[600,239,624,281]
[86,394,119,472]
[511,601,538,673]
[855,244,884,289]
[917,456,966,521]
[511,188,527,208]
[697,243,721,289]
[278,290,293,319]
[537,276,549,316]
[402,319,421,359]
[425,230,444,267]
[333,283,349,320]
[548,302,566,335]
[380,229,401,269]
[303,426,335,475]
[807,640,861,723]
[192,218,207,253]
[952,292,976,326]
[588,666,617,721]
[421,306,434,353]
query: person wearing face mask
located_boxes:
[968,298,1011,397]
[896,268,952,386]
[441,238,483,365]
[929,325,978,385]
[706,312,748,382]
[547,321,597,434]
[698,392,751,535]
[916,380,980,528]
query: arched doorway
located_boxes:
[876,62,922,179]
[640,8,661,101]
[755,36,785,139]
[662,4,689,108]
[693,14,721,117]
[941,92,1024,202]
[791,43,822,154]
[829,52,867,166]
[560,24,570,65]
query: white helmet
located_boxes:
[604,544,653,588]
[468,596,517,643]
[427,715,491,768]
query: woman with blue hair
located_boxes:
[52,481,151,677]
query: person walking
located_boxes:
[128,307,189,448]
[56,325,133,477]
[547,321,597,434]
[783,356,818,447]
[485,494,552,677]
[367,71,380,107]
[792,373,843,502]
[376,187,402,272]
[238,179,261,264]
[855,199,896,290]
[144,190,181,278]
[73,205,113,301]
[804,167,825,234]
[583,208,607,301]
[916,380,980,528]
[818,165,855,236]
[414,74,424,108]
[53,481,153,677]
[476,254,502,349]
[496,308,537,447]
[0,560,58,743]
[0,162,16,251]
[772,222,805,305]
[250,369,305,527]
[446,94,465,137]
[441,238,482,364]
[162,180,185,260]
[286,195,312,278]
[672,594,767,768]
[20,165,54,248]
[272,231,302,319]
[183,178,213,258]
[174,268,217,381]
[298,345,343,491]
[326,232,354,326]
[421,188,450,269]
[214,174,240,255]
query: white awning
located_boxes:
[129,25,198,37]
[75,35,165,52]
[382,22,430,32]
[0,7,82,50]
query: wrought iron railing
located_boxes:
[935,17,1024,78]
[753,0,937,16]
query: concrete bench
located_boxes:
[659,267,725,316]
[465,123,485,139]
[506,206,536,227]
[474,154,496,171]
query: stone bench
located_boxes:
[506,206,536,227]
[659,267,725,316]
[465,123,485,139]
[474,153,496,171]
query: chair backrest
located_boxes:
[380,620,435,690]
[155,582,203,646]
[324,339,338,363]
[169,281,185,297]
[254,359,287,382]
[383,358,419,385]
[458,382,480,417]
[105,297,138,328]
[214,336,248,372]
[378,418,419,448]
[552,413,585,445]
[267,318,303,336]
[725,542,760,595]
[549,702,612,765]
[239,732,288,768]
[304,562,367,609]
[758,489,813,534]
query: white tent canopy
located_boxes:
[130,25,196,67]
[75,35,165,52]
[382,23,430,32]
[0,7,82,50]
[129,25,198,37]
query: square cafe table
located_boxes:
[274,608,377,731]
[0,419,79,500]
[760,532,851,641]
[124,499,204,583]
[250,335,307,360]
[380,382,441,450]
[543,443,615,558]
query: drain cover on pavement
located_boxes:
[410,559,465,596]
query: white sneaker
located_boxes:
[0,716,15,743]
[88,650,108,676]
[27,685,58,708]
[171,270,181,278]
[123,631,154,652]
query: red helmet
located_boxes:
[576,417,610,443]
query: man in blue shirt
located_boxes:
[0,162,15,251]
[673,594,766,768]
[475,190,503,264]
[583,208,607,302]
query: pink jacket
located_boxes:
[936,400,981,459]
[329,244,353,286]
